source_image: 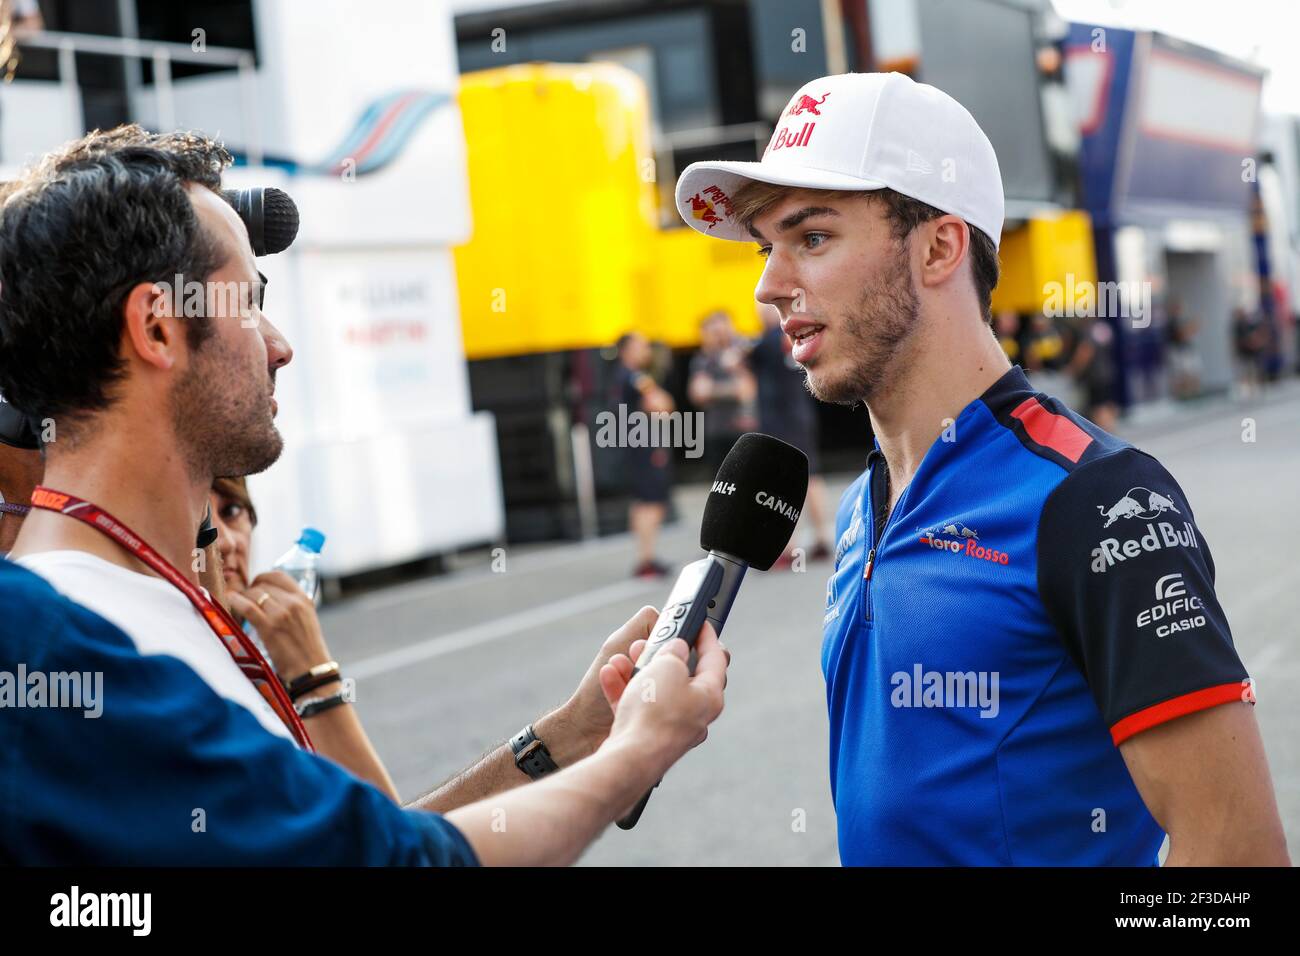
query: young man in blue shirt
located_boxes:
[673,72,1288,865]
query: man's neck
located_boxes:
[10,423,208,583]
[868,316,1010,506]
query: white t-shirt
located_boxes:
[18,550,295,743]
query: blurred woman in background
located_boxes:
[203,477,400,801]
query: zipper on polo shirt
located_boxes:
[861,450,898,622]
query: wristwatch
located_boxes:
[510,724,559,780]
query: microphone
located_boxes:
[222,186,301,256]
[0,391,39,450]
[616,432,809,830]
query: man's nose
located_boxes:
[754,253,796,313]
[261,316,293,370]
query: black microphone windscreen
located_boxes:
[222,186,300,256]
[700,433,809,570]
[261,187,300,255]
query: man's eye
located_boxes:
[220,503,245,521]
[756,245,772,259]
[805,232,829,249]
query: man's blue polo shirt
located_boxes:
[0,556,477,866]
[822,366,1249,865]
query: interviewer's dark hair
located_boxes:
[0,125,232,426]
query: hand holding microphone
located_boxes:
[609,433,809,828]
[599,620,729,794]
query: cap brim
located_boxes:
[675,160,887,241]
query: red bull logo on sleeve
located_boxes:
[1097,487,1182,528]
[1091,521,1198,574]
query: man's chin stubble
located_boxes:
[213,425,283,480]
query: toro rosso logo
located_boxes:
[786,91,830,116]
[1098,487,1181,528]
[918,520,1010,566]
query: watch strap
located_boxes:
[510,724,559,780]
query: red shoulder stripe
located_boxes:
[1009,397,1093,463]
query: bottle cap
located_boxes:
[297,527,326,553]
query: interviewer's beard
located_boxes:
[171,339,283,482]
[805,245,921,407]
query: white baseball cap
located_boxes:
[675,72,1004,248]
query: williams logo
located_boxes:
[918,520,1010,566]
[1097,487,1181,528]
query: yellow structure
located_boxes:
[991,210,1098,317]
[455,63,763,359]
[457,64,1097,356]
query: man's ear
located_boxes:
[121,280,182,372]
[917,216,970,290]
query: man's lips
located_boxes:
[782,318,827,364]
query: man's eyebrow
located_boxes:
[776,206,840,232]
[748,205,842,242]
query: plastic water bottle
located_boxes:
[272,527,326,602]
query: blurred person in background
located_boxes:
[611,331,675,579]
[993,310,1022,365]
[1021,310,1078,409]
[1232,305,1269,398]
[1163,299,1201,400]
[688,310,758,474]
[200,476,401,802]
[748,304,831,563]
[1064,316,1119,430]
[0,0,43,160]
[0,126,729,866]
[0,0,40,35]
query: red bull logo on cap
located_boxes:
[688,184,734,230]
[767,123,817,154]
[787,91,830,116]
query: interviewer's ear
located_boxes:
[121,279,183,372]
[917,215,970,291]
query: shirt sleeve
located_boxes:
[0,563,478,866]
[1036,447,1250,745]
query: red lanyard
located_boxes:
[29,486,314,751]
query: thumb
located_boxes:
[653,638,690,664]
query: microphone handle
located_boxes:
[616,552,747,830]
